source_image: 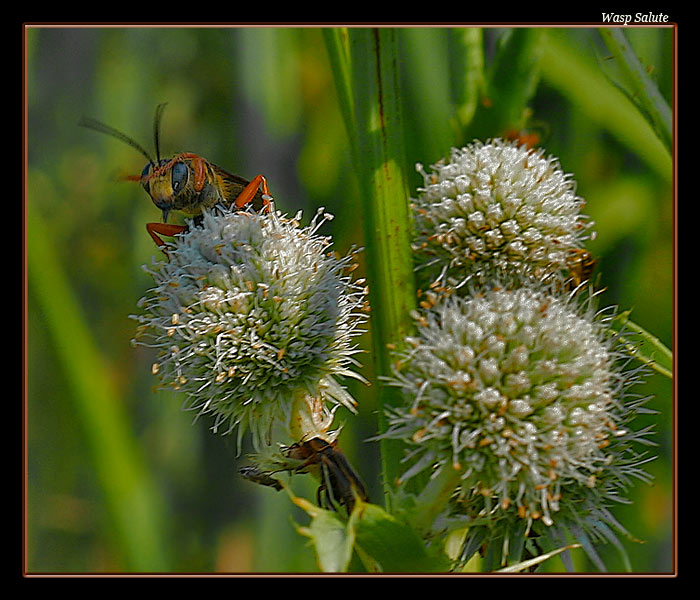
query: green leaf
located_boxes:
[400,28,455,160]
[467,28,544,140]
[290,488,449,572]
[540,29,671,182]
[291,493,356,572]
[487,28,544,128]
[354,503,450,572]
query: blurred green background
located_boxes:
[25,26,674,573]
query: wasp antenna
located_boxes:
[153,103,168,164]
[78,115,156,165]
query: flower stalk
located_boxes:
[326,28,418,504]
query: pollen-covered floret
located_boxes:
[132,205,368,446]
[411,140,594,290]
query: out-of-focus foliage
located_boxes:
[26,26,673,573]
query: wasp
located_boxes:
[284,437,369,514]
[79,103,272,250]
[503,128,541,150]
[565,248,597,290]
[240,437,369,514]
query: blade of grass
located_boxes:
[448,27,485,135]
[322,28,359,171]
[326,28,416,507]
[540,29,671,181]
[27,199,170,571]
[598,27,672,153]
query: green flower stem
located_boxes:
[27,200,170,571]
[598,27,673,153]
[288,389,316,442]
[614,310,673,379]
[325,28,417,507]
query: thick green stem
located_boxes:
[325,28,416,507]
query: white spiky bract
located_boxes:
[132,205,368,447]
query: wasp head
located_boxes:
[140,158,190,223]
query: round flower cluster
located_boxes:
[383,283,647,528]
[132,205,368,446]
[411,140,594,290]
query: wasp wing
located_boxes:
[210,163,268,212]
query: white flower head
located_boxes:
[132,205,369,447]
[383,281,652,533]
[412,140,594,290]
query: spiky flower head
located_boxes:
[412,140,594,291]
[383,282,653,565]
[132,205,368,447]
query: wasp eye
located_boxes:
[141,163,152,192]
[171,161,189,195]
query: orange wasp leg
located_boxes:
[146,222,188,251]
[233,174,273,212]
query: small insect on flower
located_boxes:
[239,465,283,491]
[79,103,273,250]
[284,437,369,514]
[565,248,598,291]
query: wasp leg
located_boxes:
[233,174,273,212]
[316,479,328,508]
[319,455,352,513]
[146,222,187,253]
